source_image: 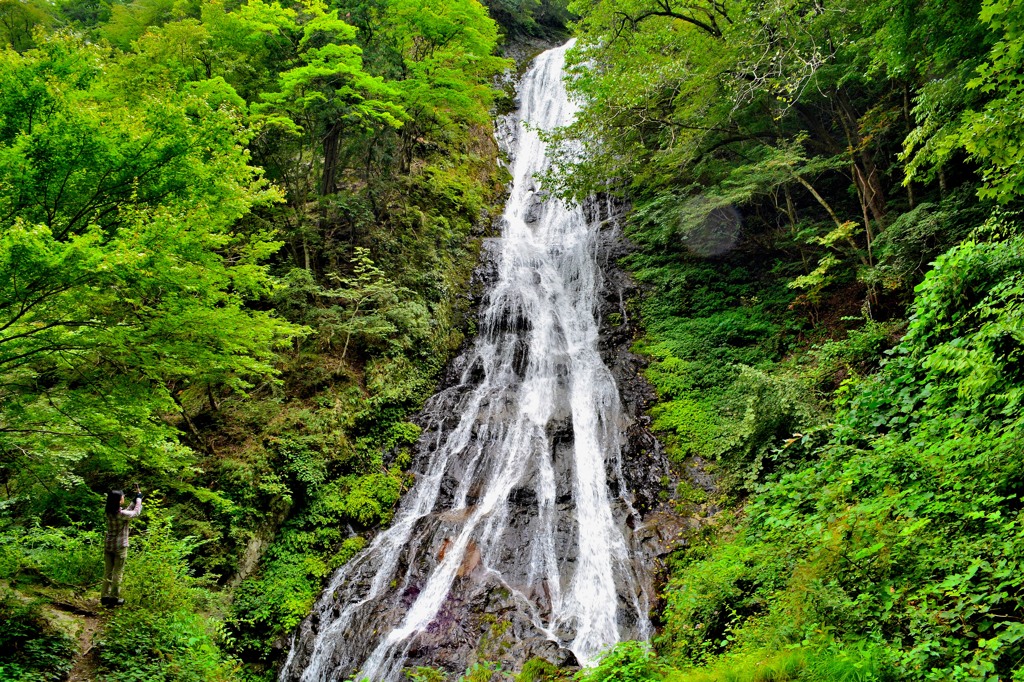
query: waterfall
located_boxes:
[279,40,652,682]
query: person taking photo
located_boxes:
[101,483,142,607]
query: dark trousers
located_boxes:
[102,548,127,599]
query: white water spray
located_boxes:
[280,40,650,682]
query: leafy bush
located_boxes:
[578,642,663,682]
[408,667,449,682]
[867,189,982,292]
[226,473,382,659]
[0,589,75,682]
[810,321,905,393]
[648,361,819,492]
[97,508,235,682]
[626,249,818,494]
[648,234,1024,680]
[0,519,102,588]
[518,657,566,682]
[659,539,789,666]
[274,251,431,361]
[99,610,234,682]
[656,642,893,682]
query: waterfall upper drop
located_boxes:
[279,40,656,682]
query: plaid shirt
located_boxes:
[104,497,142,552]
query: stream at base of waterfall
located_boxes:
[279,40,657,682]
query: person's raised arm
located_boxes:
[121,483,143,517]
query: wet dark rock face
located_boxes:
[285,503,582,677]
[586,198,670,515]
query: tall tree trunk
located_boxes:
[789,172,869,267]
[835,89,887,224]
[852,164,876,266]
[320,123,341,198]
[903,81,916,209]
[783,184,811,272]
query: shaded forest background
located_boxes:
[2,0,1024,680]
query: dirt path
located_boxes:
[67,612,102,681]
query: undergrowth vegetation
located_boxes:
[0,590,76,682]
[558,0,1024,680]
[570,231,1024,681]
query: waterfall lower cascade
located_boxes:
[280,40,654,682]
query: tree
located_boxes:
[0,36,300,492]
[382,0,507,170]
[258,6,405,200]
[954,0,1024,203]
[0,0,52,51]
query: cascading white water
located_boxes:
[279,40,651,682]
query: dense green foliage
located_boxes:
[0,0,549,676]
[97,508,236,681]
[556,0,1024,681]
